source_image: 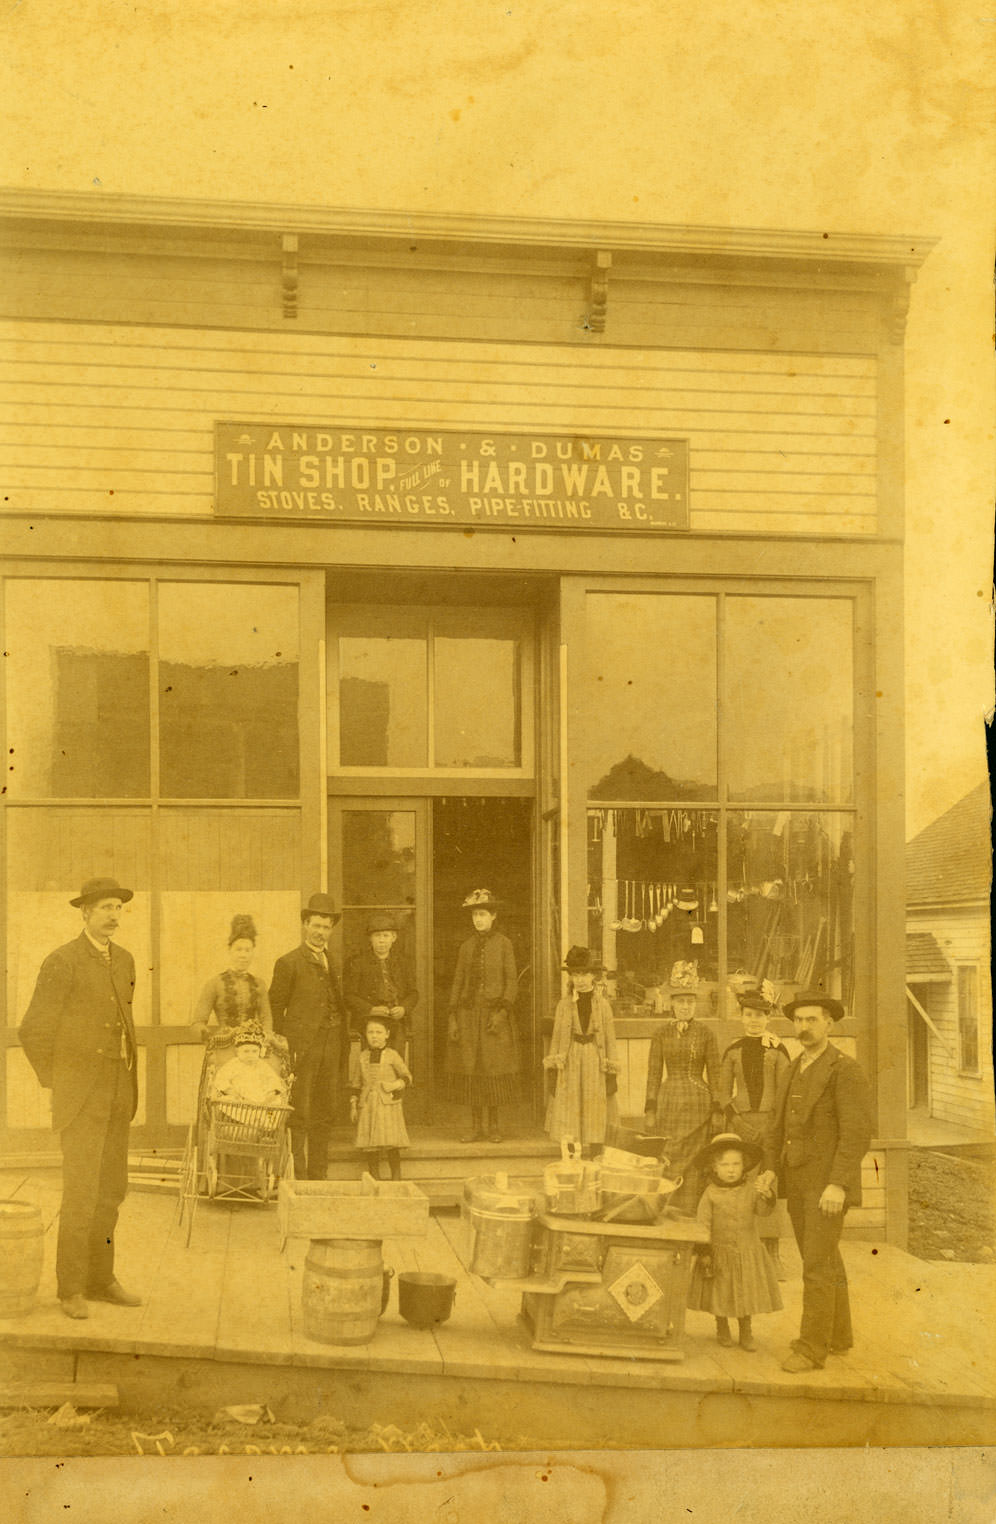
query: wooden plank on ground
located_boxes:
[0,1381,118,1409]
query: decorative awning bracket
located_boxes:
[282,233,299,320]
[587,250,612,333]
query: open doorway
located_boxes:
[431,797,536,1135]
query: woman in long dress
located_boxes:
[447,889,519,1143]
[191,914,272,1034]
[643,961,721,1210]
[544,945,619,1154]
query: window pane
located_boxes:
[5,579,150,797]
[339,638,427,767]
[159,584,299,798]
[726,598,853,803]
[726,810,854,1011]
[958,966,979,1073]
[434,637,520,767]
[584,595,717,799]
[587,807,720,989]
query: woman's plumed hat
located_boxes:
[692,1131,763,1175]
[668,960,699,993]
[562,945,603,975]
[462,888,502,913]
[228,913,257,945]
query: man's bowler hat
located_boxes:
[782,990,845,1022]
[301,892,341,925]
[70,877,133,908]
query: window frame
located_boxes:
[956,962,982,1077]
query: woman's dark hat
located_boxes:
[70,877,133,908]
[692,1131,763,1174]
[462,888,501,913]
[366,911,398,935]
[782,991,845,1022]
[737,991,771,1013]
[563,945,603,975]
[301,892,341,926]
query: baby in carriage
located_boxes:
[211,1021,289,1132]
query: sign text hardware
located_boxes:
[215,424,690,531]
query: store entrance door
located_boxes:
[329,795,535,1133]
[430,797,535,1135]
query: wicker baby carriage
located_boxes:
[177,1026,294,1245]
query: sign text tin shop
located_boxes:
[215,423,690,531]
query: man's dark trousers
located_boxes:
[291,1026,342,1180]
[57,1054,132,1299]
[786,1178,853,1365]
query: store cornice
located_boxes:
[0,187,937,272]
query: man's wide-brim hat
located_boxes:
[668,960,699,993]
[462,888,502,913]
[301,891,341,925]
[692,1130,763,1174]
[563,944,603,975]
[70,876,133,908]
[783,990,845,1022]
[366,910,398,935]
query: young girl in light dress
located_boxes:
[686,1132,783,1351]
[349,1016,412,1180]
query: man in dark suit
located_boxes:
[19,877,142,1320]
[759,991,873,1372]
[343,911,418,1056]
[269,892,347,1180]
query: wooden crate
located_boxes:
[278,1178,429,1242]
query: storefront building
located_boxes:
[0,192,931,1242]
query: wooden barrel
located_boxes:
[0,1200,44,1318]
[302,1238,383,1346]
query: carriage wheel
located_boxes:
[177,1127,199,1247]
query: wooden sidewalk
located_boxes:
[1,1169,994,1449]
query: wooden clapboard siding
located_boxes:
[0,319,879,536]
[908,905,995,1136]
[158,808,301,890]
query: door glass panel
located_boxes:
[584,594,717,799]
[434,636,521,767]
[339,809,418,975]
[5,579,150,798]
[339,638,428,767]
[158,583,300,798]
[726,598,853,803]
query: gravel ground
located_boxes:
[906,1146,996,1263]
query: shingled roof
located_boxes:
[906,781,992,906]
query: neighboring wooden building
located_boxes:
[906,782,994,1137]
[0,190,934,1241]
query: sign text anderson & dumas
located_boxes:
[215,424,690,531]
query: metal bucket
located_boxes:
[398,1271,456,1329]
[464,1174,537,1281]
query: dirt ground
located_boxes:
[906,1147,996,1263]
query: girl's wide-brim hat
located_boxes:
[562,944,603,975]
[462,888,502,913]
[70,876,133,908]
[692,1131,763,1174]
[301,891,341,926]
[668,960,700,993]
